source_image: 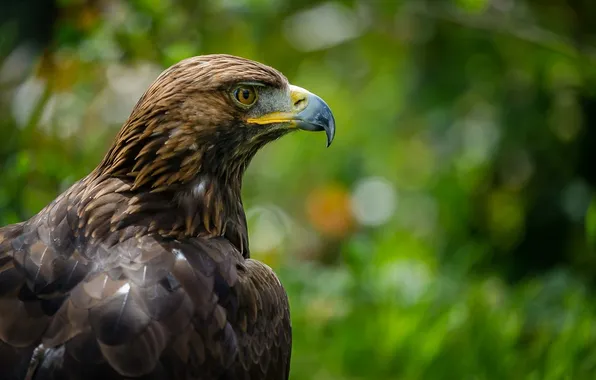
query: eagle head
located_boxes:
[98,54,335,193]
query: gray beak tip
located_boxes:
[296,93,336,148]
[325,117,335,148]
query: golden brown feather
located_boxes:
[0,54,335,380]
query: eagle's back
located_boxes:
[0,177,291,380]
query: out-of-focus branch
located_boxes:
[407,3,596,63]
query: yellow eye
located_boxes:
[233,86,258,107]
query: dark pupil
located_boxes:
[241,89,250,100]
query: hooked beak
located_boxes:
[246,85,336,147]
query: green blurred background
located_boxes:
[2,0,596,378]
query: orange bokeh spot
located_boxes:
[306,184,354,238]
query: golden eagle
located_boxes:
[0,54,335,380]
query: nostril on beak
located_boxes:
[293,95,308,112]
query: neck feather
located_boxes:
[88,123,254,256]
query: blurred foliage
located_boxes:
[2,0,596,378]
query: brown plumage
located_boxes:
[0,54,335,380]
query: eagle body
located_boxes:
[0,55,335,379]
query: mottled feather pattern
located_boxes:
[1,177,290,379]
[231,260,291,380]
[0,54,294,379]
